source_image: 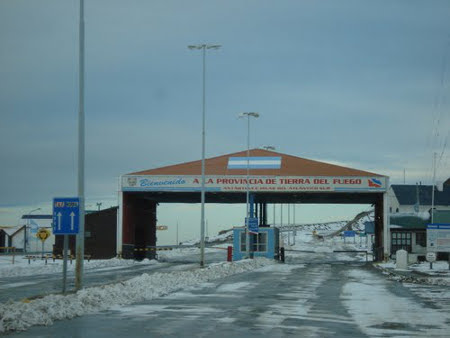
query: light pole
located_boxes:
[431,152,437,223]
[25,207,41,253]
[239,112,260,258]
[262,145,275,151]
[75,0,86,291]
[176,220,179,246]
[188,44,221,267]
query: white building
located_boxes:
[388,178,450,214]
[388,178,450,263]
[17,214,55,253]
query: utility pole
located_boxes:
[280,204,283,227]
[188,44,221,267]
[239,112,259,258]
[293,204,296,225]
[431,152,437,223]
[176,220,179,246]
[273,204,275,226]
[75,0,85,291]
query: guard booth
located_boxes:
[232,227,280,261]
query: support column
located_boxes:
[117,178,123,257]
[383,187,390,259]
[262,203,267,226]
[122,193,157,260]
[249,194,255,218]
[374,194,384,261]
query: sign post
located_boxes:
[36,228,50,258]
[53,197,80,293]
[426,252,436,270]
[62,235,68,293]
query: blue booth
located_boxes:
[232,226,280,261]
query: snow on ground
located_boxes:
[281,220,372,261]
[378,260,450,286]
[180,231,233,246]
[341,268,449,337]
[0,256,157,278]
[409,260,450,274]
[157,246,228,261]
[0,257,275,333]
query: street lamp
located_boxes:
[239,112,260,258]
[188,43,221,267]
[261,145,275,151]
[25,207,41,253]
[75,0,86,291]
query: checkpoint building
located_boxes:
[117,149,390,261]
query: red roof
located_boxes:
[128,149,384,177]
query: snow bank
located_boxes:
[377,260,450,286]
[0,257,156,278]
[0,258,274,333]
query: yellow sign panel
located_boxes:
[36,228,51,242]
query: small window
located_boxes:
[396,208,399,213]
[391,231,412,253]
[251,232,268,252]
[240,232,246,252]
[259,233,267,252]
[416,232,426,247]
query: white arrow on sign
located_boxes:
[70,212,75,230]
[57,212,62,230]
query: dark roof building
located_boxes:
[390,183,450,207]
[389,179,450,214]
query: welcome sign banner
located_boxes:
[122,175,387,193]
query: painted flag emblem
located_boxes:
[368,178,382,188]
[228,157,282,169]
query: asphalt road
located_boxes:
[7,252,450,337]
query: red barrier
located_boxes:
[227,246,232,262]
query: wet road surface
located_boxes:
[7,252,450,337]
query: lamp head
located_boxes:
[239,112,260,118]
[188,44,221,50]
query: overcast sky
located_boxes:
[1,0,449,231]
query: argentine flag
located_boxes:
[227,157,282,169]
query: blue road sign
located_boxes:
[246,217,259,233]
[364,221,375,234]
[344,230,356,238]
[52,197,80,234]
